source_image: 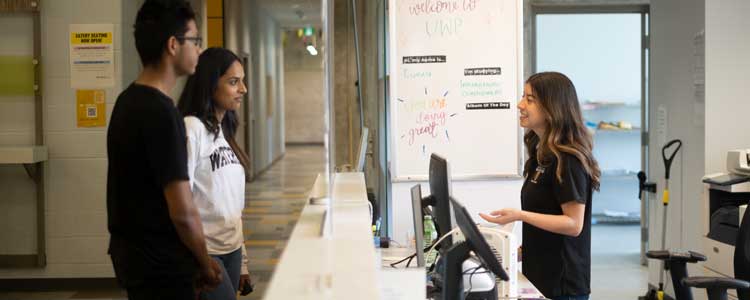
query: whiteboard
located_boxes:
[388,0,523,181]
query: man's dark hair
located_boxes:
[134,0,196,67]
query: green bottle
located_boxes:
[423,215,438,266]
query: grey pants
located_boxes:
[200,248,242,300]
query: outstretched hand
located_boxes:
[479,208,524,225]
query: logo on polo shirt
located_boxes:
[531,166,545,184]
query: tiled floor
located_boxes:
[0,146,649,300]
[240,145,326,300]
[590,224,649,300]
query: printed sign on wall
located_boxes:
[76,89,106,127]
[70,24,114,88]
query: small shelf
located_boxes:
[593,128,641,134]
[601,169,638,178]
[601,174,638,181]
[0,146,48,164]
[581,102,640,111]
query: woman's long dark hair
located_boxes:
[523,72,601,190]
[178,47,251,180]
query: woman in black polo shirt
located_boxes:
[480,72,600,300]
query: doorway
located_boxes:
[533,6,650,299]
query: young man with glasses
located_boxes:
[107,1,220,298]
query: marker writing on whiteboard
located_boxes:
[445,130,450,141]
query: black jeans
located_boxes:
[552,295,590,300]
[126,280,195,300]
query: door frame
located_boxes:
[528,2,651,265]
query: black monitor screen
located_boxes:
[429,153,453,246]
[450,196,509,281]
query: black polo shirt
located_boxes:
[521,153,592,298]
[106,83,197,287]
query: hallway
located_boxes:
[241,145,325,299]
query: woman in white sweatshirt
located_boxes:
[178,47,252,299]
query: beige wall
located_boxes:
[0,0,141,278]
[0,0,217,278]
[0,10,37,256]
[284,30,325,144]
[0,0,288,279]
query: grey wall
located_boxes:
[332,0,362,168]
[224,0,286,175]
[705,0,750,174]
[332,0,384,208]
[649,0,705,298]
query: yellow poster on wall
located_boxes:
[76,89,106,127]
[69,24,115,88]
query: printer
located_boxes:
[701,149,750,290]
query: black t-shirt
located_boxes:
[521,153,592,298]
[106,83,197,286]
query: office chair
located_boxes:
[682,207,750,300]
[643,249,706,300]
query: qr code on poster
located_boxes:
[87,106,97,118]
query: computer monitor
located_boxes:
[427,153,453,247]
[450,197,508,281]
[438,197,509,300]
[410,184,426,267]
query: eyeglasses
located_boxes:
[176,35,202,47]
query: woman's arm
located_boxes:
[184,117,201,189]
[241,243,249,275]
[479,201,585,237]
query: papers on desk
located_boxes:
[516,278,546,299]
[379,268,426,300]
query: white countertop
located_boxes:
[265,172,382,300]
[264,172,543,300]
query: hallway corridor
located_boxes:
[241,145,325,299]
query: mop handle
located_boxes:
[657,139,681,299]
[661,139,682,181]
[661,140,681,205]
